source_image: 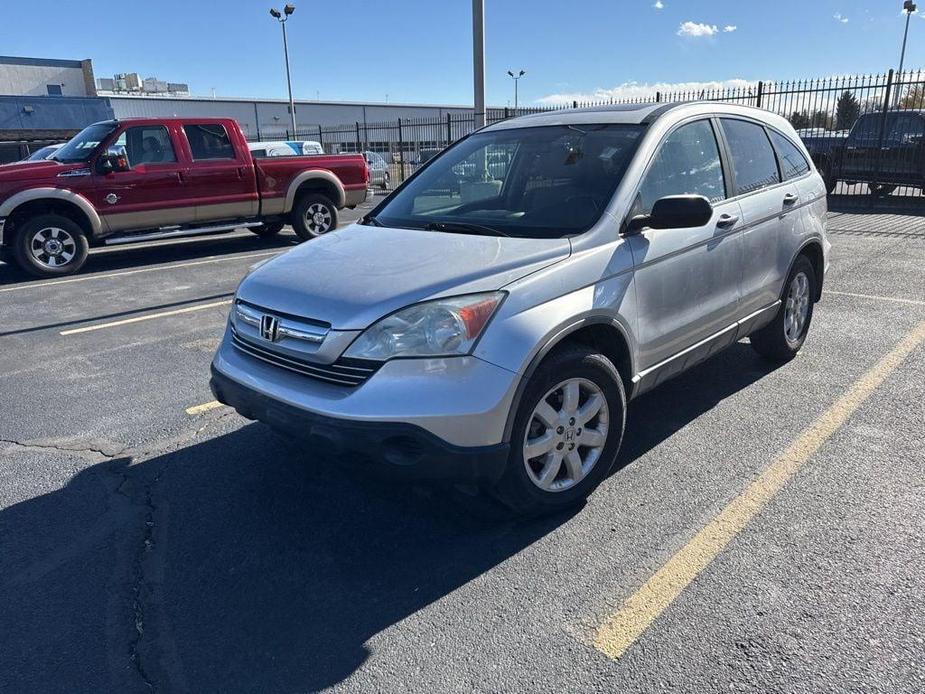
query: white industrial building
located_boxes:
[0,55,96,97]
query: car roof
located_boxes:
[482,101,793,132]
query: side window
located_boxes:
[115,126,177,167]
[636,119,725,214]
[183,124,235,161]
[888,114,925,146]
[768,130,810,180]
[720,119,781,195]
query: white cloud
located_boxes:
[677,21,719,37]
[723,25,737,32]
[833,13,848,23]
[653,1,664,9]
[536,78,756,106]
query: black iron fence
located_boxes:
[284,69,925,207]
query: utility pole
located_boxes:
[472,0,486,129]
[507,69,525,115]
[270,5,297,137]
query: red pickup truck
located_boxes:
[0,117,368,277]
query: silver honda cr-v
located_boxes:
[210,102,829,515]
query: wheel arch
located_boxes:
[791,239,825,302]
[284,171,345,212]
[501,316,636,443]
[0,188,101,245]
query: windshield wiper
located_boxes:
[424,221,509,237]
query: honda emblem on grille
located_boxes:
[259,314,280,342]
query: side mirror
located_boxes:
[98,145,131,174]
[624,194,713,235]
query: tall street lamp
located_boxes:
[270,4,297,137]
[899,1,917,79]
[507,69,525,115]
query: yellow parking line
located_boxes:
[60,300,231,335]
[185,400,224,415]
[594,318,925,660]
[824,290,925,307]
[0,251,279,294]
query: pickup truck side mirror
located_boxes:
[98,145,131,174]
[624,194,713,235]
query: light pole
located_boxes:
[507,69,525,115]
[899,1,917,78]
[270,4,297,137]
[472,0,486,129]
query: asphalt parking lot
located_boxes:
[1,201,924,693]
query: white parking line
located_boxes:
[60,300,231,335]
[1,251,279,294]
[824,290,925,307]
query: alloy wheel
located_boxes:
[304,203,333,235]
[30,227,77,268]
[522,378,609,492]
[784,271,810,345]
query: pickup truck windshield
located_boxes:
[373,124,645,239]
[50,122,117,163]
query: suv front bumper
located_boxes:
[210,365,509,482]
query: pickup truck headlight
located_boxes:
[344,292,505,360]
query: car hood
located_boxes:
[237,224,571,329]
[0,159,84,182]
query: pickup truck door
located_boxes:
[880,112,925,184]
[92,123,196,233]
[179,123,259,223]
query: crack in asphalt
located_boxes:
[0,438,127,460]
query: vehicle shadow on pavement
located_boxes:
[0,231,298,286]
[0,343,782,692]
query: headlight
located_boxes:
[344,292,505,360]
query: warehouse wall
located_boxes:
[0,56,95,97]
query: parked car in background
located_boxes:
[249,140,324,157]
[210,102,829,515]
[801,110,925,196]
[364,151,390,189]
[21,144,64,161]
[0,118,368,277]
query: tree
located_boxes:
[835,90,861,130]
[810,109,834,130]
[899,85,925,109]
[789,110,811,129]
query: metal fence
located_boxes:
[292,69,925,207]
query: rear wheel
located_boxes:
[291,194,338,241]
[380,172,390,190]
[868,183,896,197]
[750,255,816,362]
[13,214,89,278]
[491,346,626,516]
[250,222,285,238]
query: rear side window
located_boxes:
[636,119,726,214]
[721,119,781,195]
[183,124,235,160]
[768,130,810,180]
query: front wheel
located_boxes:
[291,194,338,241]
[750,255,816,362]
[13,214,89,278]
[490,346,626,516]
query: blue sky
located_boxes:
[2,1,922,105]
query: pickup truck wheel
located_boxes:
[490,346,626,516]
[749,256,816,362]
[250,222,285,238]
[868,183,896,197]
[292,194,338,240]
[380,172,390,190]
[13,214,89,278]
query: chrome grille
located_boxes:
[231,327,379,387]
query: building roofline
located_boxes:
[0,55,87,69]
[103,93,479,110]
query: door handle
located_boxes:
[716,213,739,229]
[176,171,186,183]
[236,167,246,179]
[783,193,799,205]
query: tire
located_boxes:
[380,172,390,190]
[868,183,896,197]
[249,222,285,238]
[490,346,626,516]
[291,193,338,241]
[816,159,836,195]
[13,214,89,278]
[750,255,816,362]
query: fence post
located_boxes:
[871,69,894,205]
[355,121,361,153]
[317,125,323,151]
[446,112,452,146]
[756,81,764,108]
[398,118,405,182]
[656,91,661,103]
[572,100,578,109]
[504,106,510,119]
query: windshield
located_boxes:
[372,123,645,239]
[50,123,117,163]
